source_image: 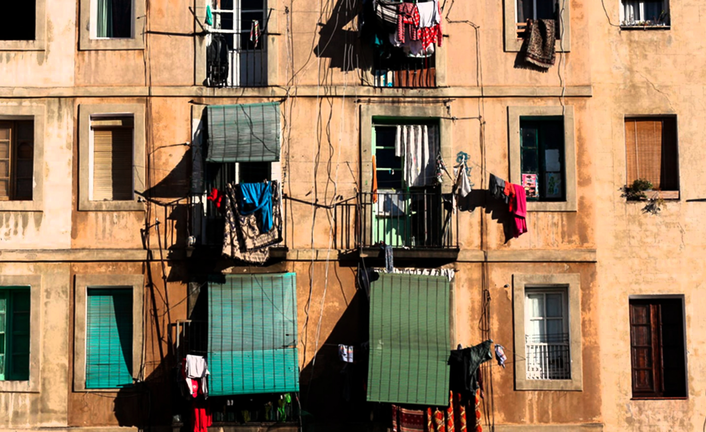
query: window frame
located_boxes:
[0,275,41,394]
[79,0,145,50]
[0,0,47,52]
[524,288,571,380]
[620,0,670,28]
[624,115,679,199]
[509,106,576,212]
[0,106,45,212]
[513,273,582,391]
[520,117,566,203]
[628,295,687,400]
[0,120,35,202]
[73,274,144,392]
[504,0,571,52]
[79,104,145,211]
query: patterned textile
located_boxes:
[455,392,467,432]
[433,408,445,432]
[222,181,282,264]
[426,408,434,432]
[397,2,420,43]
[392,405,426,432]
[445,391,455,432]
[523,19,556,69]
[474,389,482,432]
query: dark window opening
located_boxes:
[629,297,687,398]
[520,117,565,202]
[516,0,561,39]
[96,0,133,38]
[625,117,679,192]
[0,120,34,201]
[0,2,36,41]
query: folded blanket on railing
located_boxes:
[524,19,556,69]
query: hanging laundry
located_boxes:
[473,389,482,432]
[494,344,507,369]
[395,125,403,157]
[415,0,443,50]
[448,340,493,403]
[185,354,210,398]
[523,19,556,69]
[445,391,455,432]
[207,187,223,209]
[193,398,212,432]
[454,392,467,432]
[488,174,508,203]
[238,182,273,233]
[205,4,213,26]
[511,183,527,238]
[396,2,420,44]
[384,244,394,273]
[455,163,472,199]
[338,344,354,363]
[433,408,445,432]
[392,405,426,432]
[250,19,261,48]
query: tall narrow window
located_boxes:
[91,115,134,201]
[0,288,31,381]
[208,0,268,87]
[0,121,34,201]
[520,117,565,202]
[86,288,133,389]
[629,297,686,398]
[625,117,679,193]
[525,288,570,380]
[94,0,133,38]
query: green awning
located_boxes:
[367,273,451,406]
[208,273,298,396]
[206,103,281,163]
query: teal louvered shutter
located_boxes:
[208,273,298,396]
[86,289,133,389]
[206,103,281,163]
[367,273,451,406]
[0,287,31,381]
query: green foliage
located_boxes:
[623,178,653,201]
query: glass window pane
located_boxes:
[376,148,402,170]
[546,318,564,337]
[527,319,543,339]
[527,294,544,318]
[242,0,265,10]
[536,0,555,20]
[546,294,563,317]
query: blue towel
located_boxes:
[238,183,273,233]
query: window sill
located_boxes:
[506,37,570,53]
[630,396,687,400]
[0,201,43,212]
[0,40,46,51]
[527,201,577,212]
[626,190,679,201]
[79,37,145,51]
[620,25,670,30]
[78,200,145,212]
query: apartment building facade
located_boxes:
[0,0,699,431]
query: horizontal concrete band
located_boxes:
[495,424,603,432]
[0,85,593,99]
[0,248,596,263]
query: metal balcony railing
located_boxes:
[358,189,457,249]
[525,333,570,380]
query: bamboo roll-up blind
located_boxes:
[625,118,678,191]
[92,117,134,201]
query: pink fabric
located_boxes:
[512,183,527,238]
[397,3,420,43]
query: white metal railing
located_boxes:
[526,340,570,380]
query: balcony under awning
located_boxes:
[206,102,281,163]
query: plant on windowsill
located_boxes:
[621,178,663,214]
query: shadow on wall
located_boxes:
[314,0,372,72]
[299,289,371,429]
[460,190,516,243]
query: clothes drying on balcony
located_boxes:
[510,183,528,238]
[448,340,493,403]
[222,181,282,264]
[238,182,273,233]
[394,124,437,187]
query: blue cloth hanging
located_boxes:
[238,183,273,233]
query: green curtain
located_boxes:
[96,0,113,38]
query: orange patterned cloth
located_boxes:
[446,391,455,432]
[474,389,482,432]
[455,392,467,432]
[433,408,445,432]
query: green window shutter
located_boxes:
[86,289,133,389]
[0,287,31,381]
[208,273,299,396]
[367,273,451,406]
[206,103,281,163]
[7,290,30,381]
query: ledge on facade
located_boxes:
[359,246,460,264]
[494,424,603,432]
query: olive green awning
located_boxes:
[206,103,281,163]
[367,273,451,406]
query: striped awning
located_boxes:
[367,273,451,406]
[206,103,281,163]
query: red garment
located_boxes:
[511,183,527,238]
[474,389,482,432]
[207,188,223,209]
[506,184,517,213]
[454,392,467,432]
[445,391,455,432]
[397,2,420,43]
[433,408,445,432]
[190,371,212,432]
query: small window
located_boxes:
[621,0,670,27]
[86,288,133,389]
[0,288,31,381]
[520,117,565,202]
[625,117,679,193]
[516,0,560,39]
[0,121,34,201]
[0,2,36,41]
[91,0,134,39]
[525,288,570,380]
[629,297,686,398]
[90,115,134,201]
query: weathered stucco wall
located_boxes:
[591,0,706,430]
